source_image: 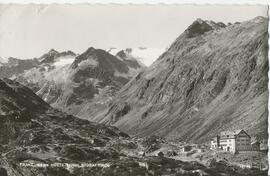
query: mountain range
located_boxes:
[0,17,268,145]
[4,47,143,119]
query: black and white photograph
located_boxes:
[0,3,268,176]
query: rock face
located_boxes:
[15,47,144,118]
[115,49,146,71]
[95,17,269,143]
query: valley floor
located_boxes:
[0,136,268,176]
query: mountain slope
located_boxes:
[94,17,269,143]
[0,78,133,175]
[0,78,127,146]
[0,79,265,176]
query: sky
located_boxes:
[0,4,268,60]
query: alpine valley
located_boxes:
[0,16,268,176]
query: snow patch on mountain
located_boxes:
[107,47,165,66]
[131,48,166,66]
[45,65,71,83]
[0,57,9,67]
[0,57,8,64]
[53,56,76,67]
[77,58,98,68]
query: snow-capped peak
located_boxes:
[107,47,165,66]
[39,49,76,64]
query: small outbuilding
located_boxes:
[251,141,260,151]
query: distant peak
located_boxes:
[116,48,133,59]
[59,50,76,57]
[45,49,76,57]
[185,19,213,38]
[71,47,120,69]
[49,48,57,52]
[39,49,66,64]
[252,16,267,23]
[48,48,59,54]
[195,18,204,24]
[185,18,226,38]
[83,47,113,58]
[85,47,96,53]
[116,50,128,59]
[125,48,132,54]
